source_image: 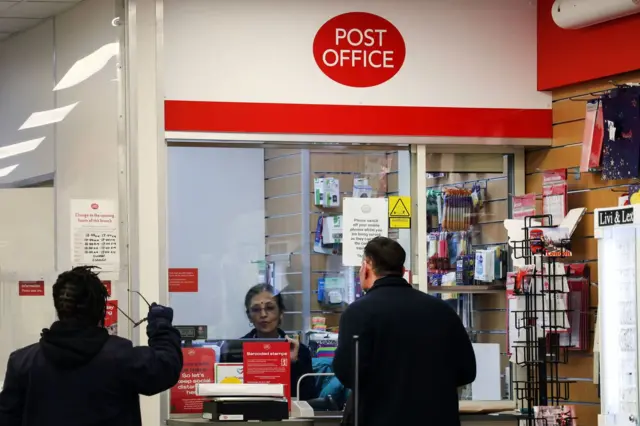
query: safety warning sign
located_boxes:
[388,196,411,228]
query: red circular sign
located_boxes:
[91,203,99,210]
[313,12,406,88]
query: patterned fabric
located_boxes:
[601,87,640,180]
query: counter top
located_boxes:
[167,412,522,425]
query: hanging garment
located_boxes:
[601,87,640,180]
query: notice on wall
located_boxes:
[388,195,411,229]
[169,268,199,292]
[216,363,244,384]
[342,197,389,266]
[105,300,118,335]
[103,280,112,297]
[243,341,290,407]
[71,199,120,273]
[19,280,45,296]
[171,348,216,414]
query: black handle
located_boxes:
[353,335,360,426]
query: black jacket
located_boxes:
[241,329,316,401]
[0,318,183,426]
[333,276,476,426]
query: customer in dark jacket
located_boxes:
[333,237,476,426]
[0,266,183,426]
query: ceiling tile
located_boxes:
[0,2,17,13]
[0,17,41,33]
[2,1,76,18]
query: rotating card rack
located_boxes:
[509,214,577,426]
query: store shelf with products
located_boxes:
[424,152,512,401]
[524,72,640,425]
[508,213,583,426]
[308,150,402,330]
[263,148,408,334]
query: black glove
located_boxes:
[148,302,174,324]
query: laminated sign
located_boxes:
[243,341,291,409]
[171,348,216,414]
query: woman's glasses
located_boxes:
[115,289,151,328]
[249,304,278,315]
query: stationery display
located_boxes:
[542,170,568,227]
[558,264,590,352]
[601,86,640,180]
[572,83,640,181]
[426,184,485,233]
[580,99,604,173]
[512,193,537,219]
[508,212,585,422]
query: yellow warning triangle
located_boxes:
[390,198,410,217]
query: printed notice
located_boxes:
[342,197,389,266]
[170,348,216,414]
[19,280,45,296]
[169,268,199,292]
[243,341,291,408]
[71,199,120,273]
[105,300,118,335]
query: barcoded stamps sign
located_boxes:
[342,197,389,266]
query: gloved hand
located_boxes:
[148,302,174,324]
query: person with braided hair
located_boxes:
[0,266,183,426]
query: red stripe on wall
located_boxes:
[537,0,640,91]
[165,100,552,139]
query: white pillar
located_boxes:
[125,0,167,424]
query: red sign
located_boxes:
[313,12,406,88]
[105,300,118,335]
[171,348,216,414]
[19,281,45,296]
[103,280,112,297]
[243,341,291,408]
[169,268,198,292]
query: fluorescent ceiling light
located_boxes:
[0,137,45,160]
[0,164,18,178]
[19,102,79,130]
[54,42,119,91]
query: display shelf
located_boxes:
[309,150,402,330]
[509,214,577,426]
[427,284,506,294]
[425,153,513,401]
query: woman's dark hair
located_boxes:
[53,266,108,326]
[244,283,285,319]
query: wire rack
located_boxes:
[509,214,577,426]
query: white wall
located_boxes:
[168,146,266,339]
[0,188,55,383]
[0,22,55,185]
[164,0,549,110]
[0,0,124,362]
[54,0,121,285]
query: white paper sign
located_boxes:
[70,199,120,272]
[342,197,389,267]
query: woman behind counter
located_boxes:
[241,284,315,401]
